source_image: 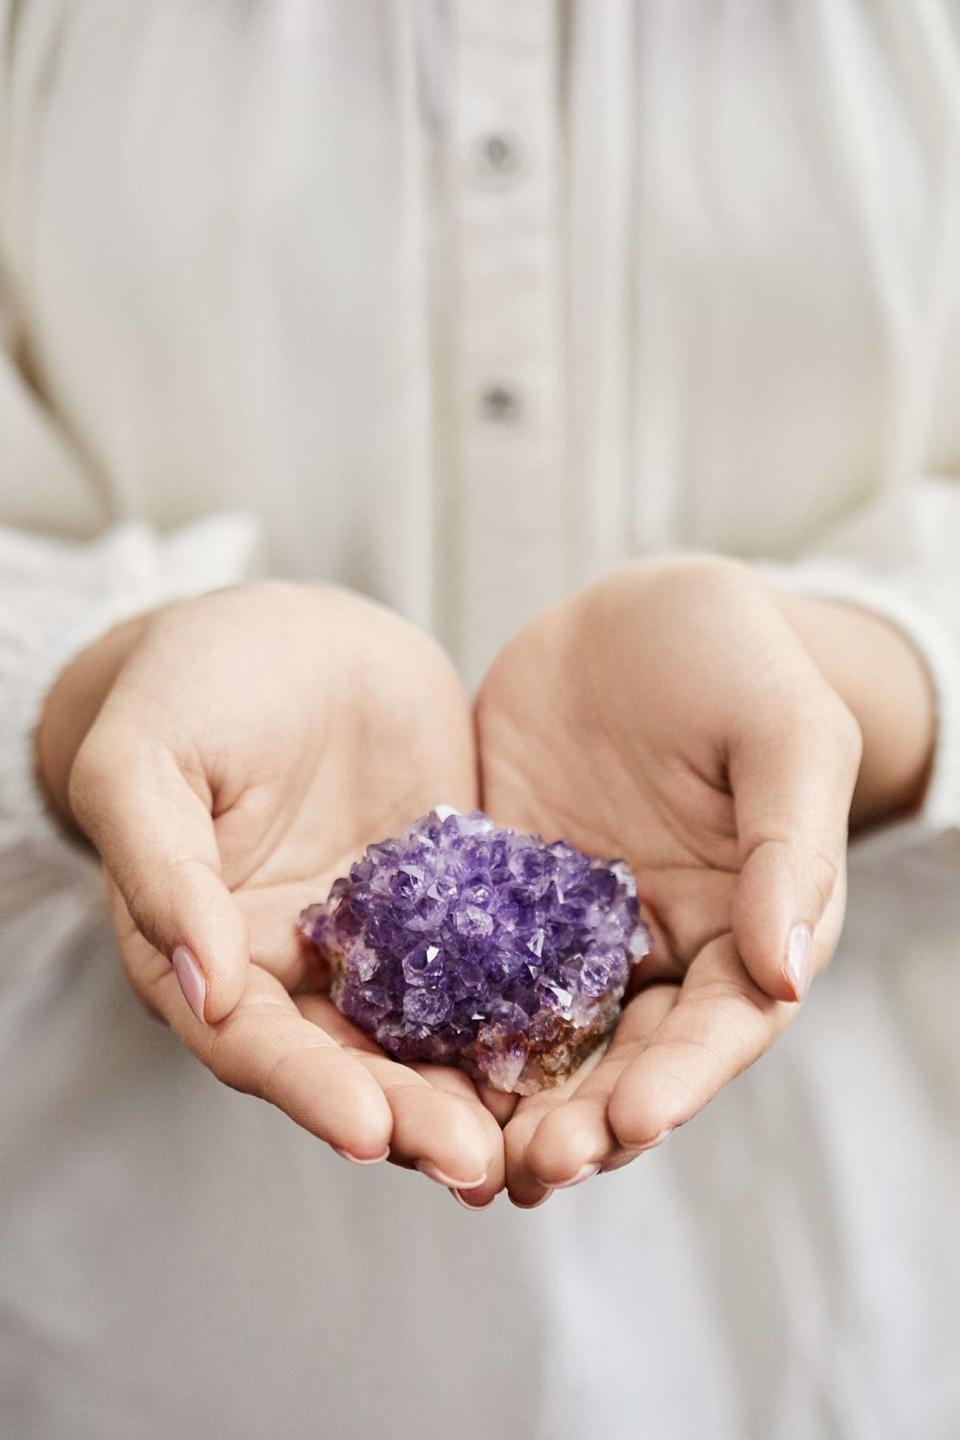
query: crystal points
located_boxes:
[298,808,650,1094]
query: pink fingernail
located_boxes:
[552,1163,600,1190]
[172,945,206,1023]
[334,1146,390,1167]
[451,1189,494,1211]
[416,1161,487,1190]
[784,923,813,1002]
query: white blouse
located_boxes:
[1,4,959,1438]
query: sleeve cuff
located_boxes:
[0,512,263,857]
[759,560,960,833]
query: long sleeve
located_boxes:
[0,514,262,869]
[763,476,960,833]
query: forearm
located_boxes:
[773,591,936,830]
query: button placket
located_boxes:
[450,0,567,679]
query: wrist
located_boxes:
[34,611,152,832]
[773,591,936,829]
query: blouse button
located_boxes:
[479,384,522,423]
[476,132,521,179]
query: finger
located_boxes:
[607,934,792,1146]
[525,985,679,1186]
[503,1042,609,1207]
[504,1094,572,1208]
[297,996,497,1193]
[409,1064,507,1206]
[72,731,247,1022]
[730,694,861,1002]
[476,1081,520,1126]
[108,880,167,1020]
[118,922,395,1156]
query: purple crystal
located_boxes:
[299,808,650,1094]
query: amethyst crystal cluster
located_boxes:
[299,808,649,1094]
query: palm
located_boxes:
[476,575,847,1201]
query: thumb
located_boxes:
[729,694,862,1003]
[69,732,249,1024]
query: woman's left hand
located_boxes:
[476,557,873,1205]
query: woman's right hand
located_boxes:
[36,582,504,1201]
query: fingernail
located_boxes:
[552,1163,600,1190]
[416,1161,487,1190]
[451,1189,495,1211]
[601,1132,674,1173]
[511,1191,554,1210]
[334,1146,390,1167]
[172,945,207,1023]
[784,923,813,1002]
[641,1127,674,1151]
